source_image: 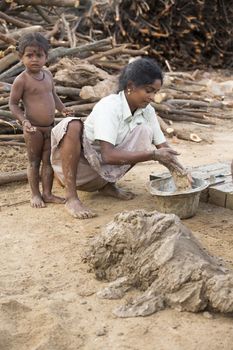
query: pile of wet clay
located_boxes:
[170,169,192,191]
[85,210,233,317]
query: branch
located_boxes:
[14,0,80,7]
[0,11,28,28]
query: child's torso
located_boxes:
[22,70,56,126]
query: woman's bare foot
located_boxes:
[65,198,97,219]
[99,183,135,200]
[43,194,65,204]
[31,195,46,208]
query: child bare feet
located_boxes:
[65,198,97,219]
[31,195,46,208]
[43,194,65,204]
[99,183,135,200]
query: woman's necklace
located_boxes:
[28,71,45,81]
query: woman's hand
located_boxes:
[154,147,184,173]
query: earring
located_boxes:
[127,89,131,95]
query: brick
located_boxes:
[226,192,233,210]
[208,187,226,207]
[209,181,233,208]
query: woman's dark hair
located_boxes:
[118,57,163,91]
[18,32,50,55]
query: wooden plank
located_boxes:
[0,170,27,185]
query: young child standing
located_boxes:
[9,32,72,208]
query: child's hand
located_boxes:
[22,120,37,133]
[61,107,74,117]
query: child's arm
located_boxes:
[9,76,26,124]
[9,76,36,133]
[53,90,74,116]
[53,89,66,112]
[47,70,74,116]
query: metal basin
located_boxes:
[147,176,209,219]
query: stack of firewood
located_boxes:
[1,1,233,68]
[0,0,233,146]
[72,0,233,69]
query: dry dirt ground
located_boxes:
[0,120,233,350]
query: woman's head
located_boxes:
[118,57,163,91]
[119,58,163,111]
[18,32,50,56]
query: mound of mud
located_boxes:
[86,210,233,317]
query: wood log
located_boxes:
[0,170,27,185]
[166,72,195,80]
[152,102,207,120]
[0,97,9,106]
[33,5,53,24]
[94,60,124,71]
[169,109,207,119]
[171,122,213,143]
[55,102,96,120]
[0,11,29,28]
[174,128,202,143]
[55,86,80,98]
[0,118,17,129]
[158,113,216,125]
[0,134,24,141]
[87,47,149,63]
[0,62,23,80]
[86,44,128,62]
[0,110,14,120]
[71,102,96,113]
[48,38,112,63]
[9,25,44,40]
[156,115,174,136]
[49,39,70,48]
[0,32,17,46]
[165,99,225,109]
[157,89,192,100]
[0,83,11,93]
[15,0,80,7]
[85,44,149,62]
[0,141,26,146]
[0,53,19,74]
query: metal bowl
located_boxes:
[147,176,209,219]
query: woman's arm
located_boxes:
[100,140,182,171]
[156,141,187,172]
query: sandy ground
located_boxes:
[0,120,233,350]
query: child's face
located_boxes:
[127,79,162,110]
[21,45,47,73]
